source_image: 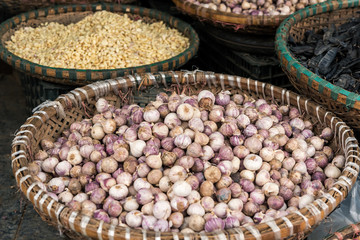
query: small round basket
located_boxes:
[0,3,199,111]
[171,0,288,34]
[275,0,360,131]
[324,222,360,240]
[11,70,360,239]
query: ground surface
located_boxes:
[0,62,66,239]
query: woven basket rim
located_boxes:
[275,0,360,110]
[11,71,360,239]
[324,222,360,239]
[0,3,199,84]
[171,0,288,29]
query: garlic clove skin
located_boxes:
[128,140,146,158]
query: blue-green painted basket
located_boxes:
[275,0,360,131]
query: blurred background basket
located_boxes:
[148,0,291,89]
[194,23,290,88]
[275,0,360,131]
[0,3,199,113]
[0,0,138,22]
[172,0,288,34]
[324,222,360,240]
[12,70,360,239]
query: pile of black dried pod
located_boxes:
[289,17,360,92]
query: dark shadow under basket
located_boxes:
[11,71,360,240]
[172,0,288,34]
[18,73,74,114]
[275,0,360,131]
[193,23,289,88]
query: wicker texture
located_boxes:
[172,0,288,34]
[18,73,76,114]
[275,0,360,131]
[324,223,360,240]
[0,3,199,85]
[11,70,360,239]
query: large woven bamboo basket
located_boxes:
[275,0,360,131]
[11,70,360,239]
[324,222,360,240]
[172,0,288,34]
[0,3,199,85]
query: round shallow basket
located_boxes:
[11,70,360,239]
[0,3,199,112]
[172,0,288,34]
[324,222,360,240]
[275,0,360,131]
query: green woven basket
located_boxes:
[0,3,199,86]
[275,0,360,131]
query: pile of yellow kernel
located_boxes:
[6,11,190,69]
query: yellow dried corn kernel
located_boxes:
[6,11,190,70]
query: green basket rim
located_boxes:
[275,0,360,109]
[0,3,199,83]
